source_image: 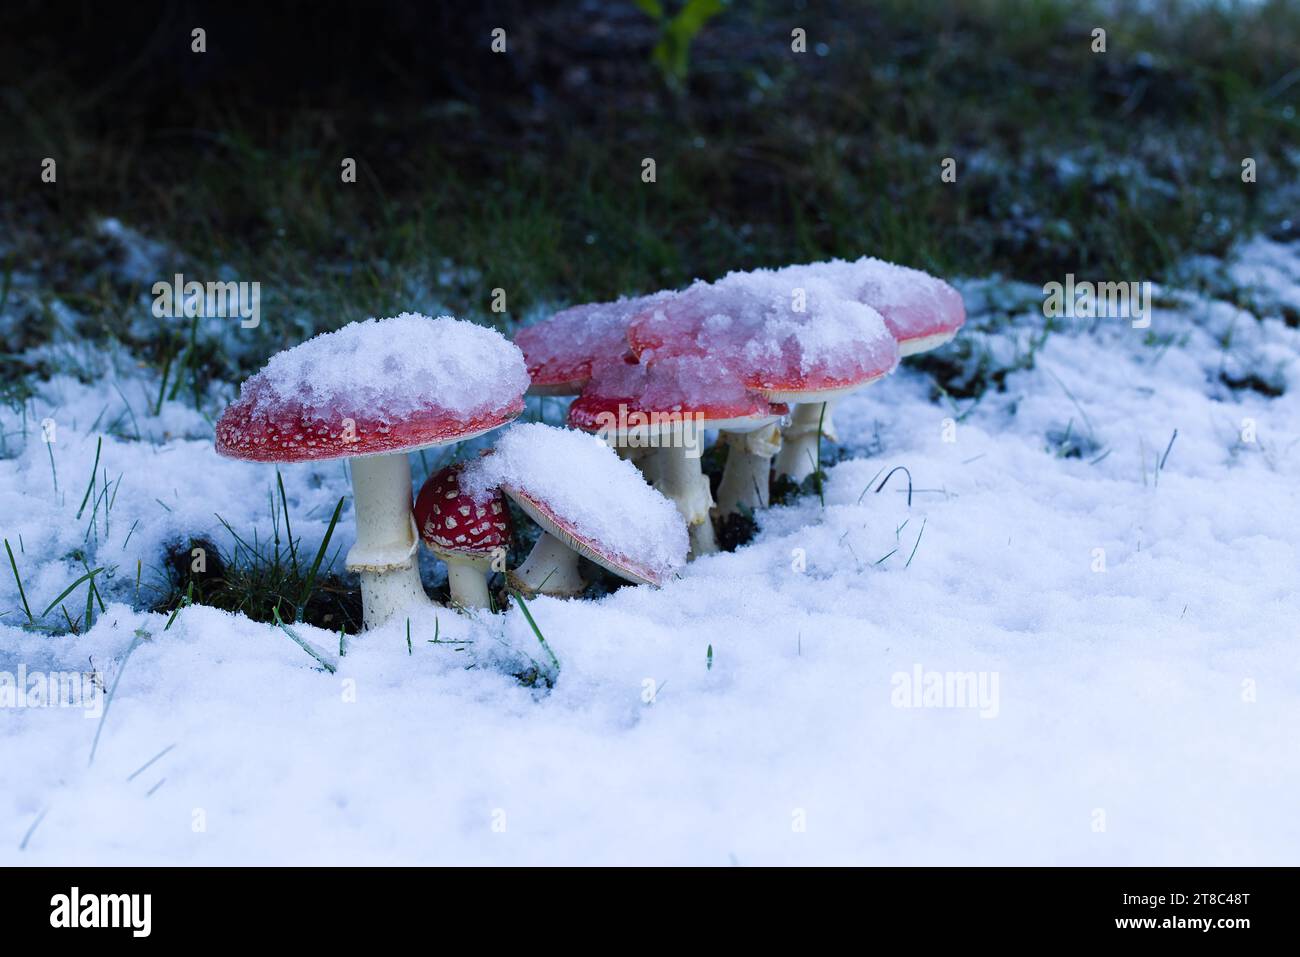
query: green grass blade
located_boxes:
[163,581,193,631]
[40,566,104,619]
[905,517,927,568]
[277,470,300,576]
[153,351,171,416]
[89,630,148,766]
[75,436,103,519]
[511,590,560,676]
[4,539,34,624]
[273,607,337,673]
[873,465,914,508]
[298,497,344,618]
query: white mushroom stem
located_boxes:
[346,453,433,628]
[774,402,838,484]
[510,532,586,596]
[442,554,493,610]
[654,444,717,557]
[713,423,783,516]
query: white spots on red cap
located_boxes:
[415,463,513,556]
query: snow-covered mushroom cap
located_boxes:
[461,423,688,587]
[626,272,898,402]
[215,313,529,462]
[779,257,966,356]
[566,354,787,436]
[415,463,512,562]
[513,292,676,396]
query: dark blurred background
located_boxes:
[1,0,1297,340]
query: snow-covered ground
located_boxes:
[2,235,1298,865]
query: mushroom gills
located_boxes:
[509,531,586,597]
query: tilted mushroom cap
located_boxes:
[460,423,688,587]
[626,272,898,402]
[566,353,787,437]
[415,462,512,559]
[779,257,966,355]
[513,291,676,396]
[215,313,529,462]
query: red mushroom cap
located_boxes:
[415,463,512,557]
[780,257,966,353]
[215,314,528,463]
[217,378,522,463]
[626,273,898,402]
[513,292,675,396]
[566,354,786,435]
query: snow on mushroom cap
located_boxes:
[778,257,966,346]
[514,291,676,394]
[415,463,512,556]
[461,423,688,583]
[627,271,898,395]
[215,313,528,462]
[567,353,779,433]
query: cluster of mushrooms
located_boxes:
[214,258,964,631]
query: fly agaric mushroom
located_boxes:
[214,312,528,629]
[771,257,966,482]
[514,293,676,481]
[415,463,512,610]
[513,292,675,396]
[567,353,784,556]
[459,422,688,596]
[627,272,897,515]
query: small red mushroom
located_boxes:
[415,463,513,610]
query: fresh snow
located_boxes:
[462,423,688,579]
[777,256,966,345]
[514,292,674,389]
[630,271,899,388]
[2,236,1299,865]
[571,353,773,420]
[256,312,529,417]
